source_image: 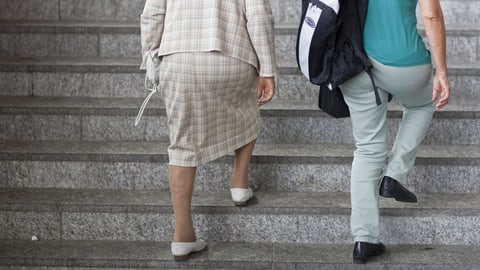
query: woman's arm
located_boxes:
[245,0,277,105]
[418,0,450,110]
[245,0,277,78]
[140,0,166,70]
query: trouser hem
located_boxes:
[353,237,380,244]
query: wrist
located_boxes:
[434,69,448,77]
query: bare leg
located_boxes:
[231,139,256,188]
[169,165,197,242]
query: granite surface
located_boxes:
[0,96,479,143]
[59,0,145,22]
[99,34,141,58]
[1,0,480,25]
[0,140,478,192]
[0,0,59,21]
[2,159,478,193]
[1,60,479,104]
[1,27,477,63]
[0,113,479,144]
[32,72,144,98]
[0,211,61,240]
[0,0,480,24]
[0,114,81,141]
[2,189,480,213]
[1,189,480,244]
[1,240,480,269]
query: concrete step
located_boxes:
[1,97,479,145]
[1,239,479,269]
[0,57,479,104]
[1,0,479,26]
[1,188,480,245]
[0,141,478,193]
[0,0,144,22]
[1,21,479,63]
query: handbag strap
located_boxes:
[134,78,160,126]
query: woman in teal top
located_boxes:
[364,0,432,67]
[339,0,450,264]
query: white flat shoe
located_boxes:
[171,239,207,261]
[230,187,253,206]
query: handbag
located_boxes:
[135,49,161,126]
[318,85,350,118]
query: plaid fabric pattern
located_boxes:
[160,52,260,166]
[140,0,276,77]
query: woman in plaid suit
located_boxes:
[140,0,276,260]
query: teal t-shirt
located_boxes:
[363,0,431,67]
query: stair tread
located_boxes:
[0,140,478,162]
[1,20,479,33]
[1,188,480,215]
[0,96,478,117]
[0,56,139,67]
[1,239,479,267]
[1,57,478,76]
[2,56,479,67]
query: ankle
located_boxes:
[173,236,196,243]
[173,231,196,243]
[231,184,249,189]
[230,179,249,189]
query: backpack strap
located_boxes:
[346,0,382,105]
[364,67,382,106]
[348,40,382,106]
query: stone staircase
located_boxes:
[0,0,479,269]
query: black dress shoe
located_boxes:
[353,241,385,264]
[379,176,417,203]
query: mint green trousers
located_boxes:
[340,58,435,243]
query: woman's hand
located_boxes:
[419,0,450,110]
[432,71,450,110]
[257,76,275,106]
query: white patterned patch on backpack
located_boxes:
[298,3,323,81]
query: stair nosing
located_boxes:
[1,21,480,35]
[1,239,479,267]
[1,57,478,76]
[0,140,478,165]
[0,96,478,118]
[1,188,479,217]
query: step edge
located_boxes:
[1,239,479,266]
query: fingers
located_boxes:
[257,77,275,106]
[432,89,439,103]
[435,92,449,110]
[432,74,450,110]
[257,87,274,105]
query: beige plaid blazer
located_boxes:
[140,0,276,77]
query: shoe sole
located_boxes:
[174,255,189,261]
[353,250,385,264]
[379,189,417,203]
[353,258,368,264]
[232,195,253,206]
[394,197,417,203]
[173,246,207,261]
[233,200,249,206]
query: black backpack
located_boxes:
[296,0,382,118]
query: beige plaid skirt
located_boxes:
[159,52,260,167]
